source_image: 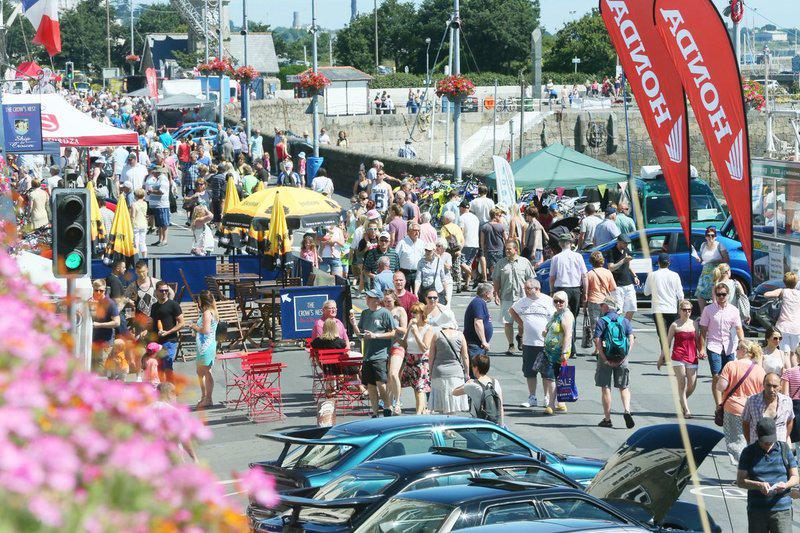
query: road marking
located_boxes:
[689,485,747,500]
[633,328,657,333]
[224,489,247,497]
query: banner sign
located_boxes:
[654,0,753,264]
[279,285,344,340]
[600,0,691,244]
[2,103,43,153]
[492,155,517,209]
[145,68,158,101]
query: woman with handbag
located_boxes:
[659,300,699,418]
[584,252,617,356]
[716,340,766,464]
[429,314,470,415]
[401,302,435,414]
[415,243,447,306]
[694,226,729,314]
[541,291,574,415]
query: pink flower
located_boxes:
[29,495,63,527]
[237,467,280,507]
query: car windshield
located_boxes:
[293,471,398,524]
[357,498,455,532]
[279,443,353,470]
[645,194,726,225]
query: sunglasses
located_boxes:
[158,289,170,293]
[715,292,728,297]
[553,299,565,304]
[680,307,692,312]
[426,295,438,300]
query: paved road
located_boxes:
[159,193,791,532]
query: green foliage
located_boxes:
[58,0,128,71]
[278,64,307,86]
[172,50,204,69]
[368,71,519,89]
[538,71,598,85]
[543,9,616,75]
[248,22,271,33]
[334,15,376,72]
[272,27,334,66]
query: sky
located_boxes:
[222,0,800,33]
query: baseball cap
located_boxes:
[365,288,383,299]
[658,252,671,264]
[379,231,390,240]
[558,233,573,243]
[459,199,470,209]
[605,206,617,215]
[757,417,777,444]
[146,342,162,353]
[424,241,436,251]
[366,209,381,220]
[617,234,631,243]
[121,181,133,189]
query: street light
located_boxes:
[572,56,581,74]
[425,37,431,85]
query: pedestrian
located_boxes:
[145,165,171,247]
[318,223,346,277]
[429,313,470,415]
[737,417,798,533]
[593,207,621,247]
[310,300,349,343]
[594,297,635,428]
[510,279,555,408]
[392,271,419,317]
[190,204,214,256]
[373,256,396,293]
[542,290,575,415]
[459,200,481,289]
[149,280,184,383]
[104,339,129,381]
[423,289,450,331]
[660,299,699,417]
[521,206,546,267]
[89,279,121,372]
[28,178,50,229]
[577,204,602,250]
[311,168,334,197]
[694,225,729,314]
[105,259,127,300]
[548,234,588,356]
[189,290,218,408]
[464,283,494,358]
[349,288,395,417]
[764,271,800,354]
[743,373,795,446]
[762,327,793,376]
[415,242,448,304]
[781,359,800,451]
[454,354,505,424]
[606,234,639,321]
[368,168,393,214]
[151,382,199,463]
[363,231,400,289]
[700,282,746,406]
[644,253,684,355]
[418,212,438,244]
[395,222,425,290]
[387,204,407,246]
[585,251,617,357]
[384,290,408,416]
[480,208,507,278]
[401,302,434,414]
[469,185,495,226]
[492,240,534,355]
[718,340,766,463]
[300,233,320,269]
[141,342,162,387]
[435,238,456,306]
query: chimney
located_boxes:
[292,11,301,29]
[351,0,357,21]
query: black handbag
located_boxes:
[581,311,593,349]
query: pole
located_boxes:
[429,93,436,160]
[129,0,135,75]
[203,0,209,100]
[492,78,497,155]
[509,120,514,162]
[425,38,431,85]
[519,75,524,159]
[311,0,319,158]
[452,0,461,181]
[734,21,741,67]
[765,47,774,156]
[106,0,111,67]
[373,0,379,70]
[242,0,250,143]
[328,32,333,65]
[217,0,224,126]
[444,25,452,165]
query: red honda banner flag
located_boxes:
[600,0,691,244]
[654,0,753,264]
[145,68,158,101]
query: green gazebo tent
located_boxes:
[487,143,629,191]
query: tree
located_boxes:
[333,15,376,71]
[126,3,188,59]
[543,9,615,76]
[57,0,128,71]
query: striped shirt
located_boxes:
[363,248,400,274]
[742,392,794,443]
[781,367,800,400]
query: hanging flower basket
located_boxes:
[234,65,258,84]
[198,57,235,77]
[435,75,475,101]
[298,71,330,96]
[125,54,140,63]
[743,79,766,112]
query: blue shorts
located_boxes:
[708,350,734,376]
[461,247,479,266]
[467,343,487,358]
[153,207,171,228]
[321,257,343,273]
[522,345,543,378]
[161,341,177,371]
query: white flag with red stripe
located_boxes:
[22,0,61,56]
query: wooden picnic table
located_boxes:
[256,285,282,342]
[210,272,260,298]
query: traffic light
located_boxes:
[51,189,91,278]
[65,61,74,80]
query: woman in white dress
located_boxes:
[762,327,793,375]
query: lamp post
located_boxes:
[425,37,431,85]
[242,0,250,143]
[129,0,135,75]
[311,0,319,158]
[452,0,461,181]
[373,0,379,70]
[572,57,581,74]
[217,0,224,126]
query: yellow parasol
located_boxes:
[105,194,137,259]
[221,176,240,216]
[254,181,265,192]
[265,191,292,256]
[85,181,105,243]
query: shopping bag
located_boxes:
[556,364,579,403]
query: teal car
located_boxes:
[634,166,727,229]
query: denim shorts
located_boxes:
[522,345,543,378]
[161,341,177,371]
[708,350,734,376]
[321,256,343,273]
[153,207,171,228]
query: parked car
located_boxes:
[535,228,751,294]
[252,447,580,529]
[457,520,650,532]
[173,121,219,142]
[351,425,722,532]
[250,416,604,494]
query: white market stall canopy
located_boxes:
[2,93,139,147]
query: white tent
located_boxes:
[2,93,139,147]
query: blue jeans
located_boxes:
[708,350,734,376]
[321,257,343,276]
[161,341,177,371]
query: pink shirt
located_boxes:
[419,223,437,244]
[699,302,742,354]
[311,318,349,343]
[143,358,160,386]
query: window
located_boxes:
[478,466,571,487]
[440,428,530,456]
[280,443,353,470]
[298,470,398,524]
[403,471,473,492]
[370,432,435,461]
[483,502,540,525]
[356,498,455,533]
[541,497,621,522]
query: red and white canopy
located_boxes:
[2,93,138,147]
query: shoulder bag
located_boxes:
[735,282,750,323]
[714,362,756,426]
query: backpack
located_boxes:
[473,379,502,423]
[601,315,630,360]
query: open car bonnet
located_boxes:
[586,424,722,525]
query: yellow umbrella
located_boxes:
[265,191,292,256]
[85,181,105,243]
[221,176,240,216]
[105,194,137,259]
[254,181,265,192]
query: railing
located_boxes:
[169,0,220,50]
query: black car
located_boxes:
[253,448,579,531]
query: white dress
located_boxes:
[762,350,785,376]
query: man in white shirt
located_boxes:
[643,253,684,353]
[459,200,480,290]
[367,160,382,183]
[311,168,334,196]
[318,128,331,144]
[368,169,393,214]
[395,222,426,289]
[549,233,588,355]
[122,153,148,192]
[470,185,495,225]
[577,204,602,250]
[145,166,172,246]
[45,165,62,191]
[509,279,555,408]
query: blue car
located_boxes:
[251,416,603,494]
[536,228,751,294]
[173,121,218,142]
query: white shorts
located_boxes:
[613,285,637,314]
[780,332,800,354]
[501,300,514,325]
[671,360,699,370]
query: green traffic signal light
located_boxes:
[65,252,83,270]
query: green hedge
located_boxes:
[367,70,604,88]
[278,64,307,86]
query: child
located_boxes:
[190,204,215,256]
[104,339,130,381]
[300,233,319,268]
[141,342,162,387]
[297,151,307,186]
[131,188,148,258]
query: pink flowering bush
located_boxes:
[743,79,766,112]
[0,222,278,530]
[435,75,475,100]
